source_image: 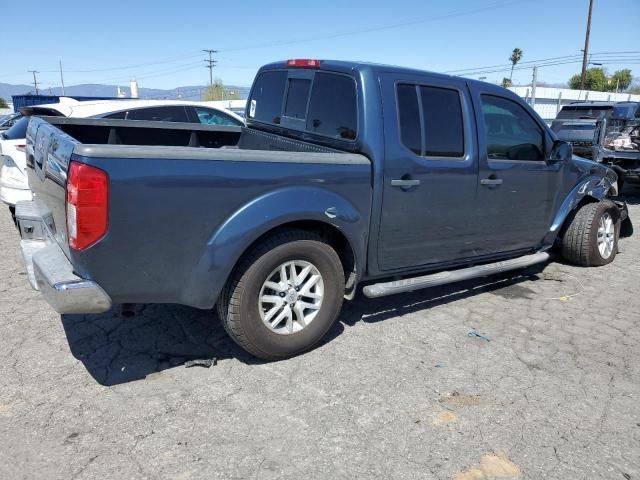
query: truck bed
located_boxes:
[21,116,371,309]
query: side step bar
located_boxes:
[362,252,550,298]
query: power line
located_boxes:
[444,51,636,75]
[4,0,534,82]
[203,49,218,88]
[445,51,640,77]
[27,70,40,95]
[220,0,533,52]
[444,54,583,74]
[38,53,204,74]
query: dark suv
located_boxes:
[551,101,640,187]
[592,102,640,186]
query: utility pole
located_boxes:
[59,60,66,96]
[580,0,594,90]
[531,66,538,108]
[28,70,40,95]
[203,49,217,88]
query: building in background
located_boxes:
[509,86,640,123]
[130,79,139,99]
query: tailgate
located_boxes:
[551,119,598,144]
[25,116,78,259]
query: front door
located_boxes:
[377,73,479,271]
[471,92,563,254]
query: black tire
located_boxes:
[217,230,345,360]
[561,202,619,267]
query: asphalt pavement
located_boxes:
[1,187,639,480]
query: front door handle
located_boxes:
[480,178,503,186]
[391,179,421,188]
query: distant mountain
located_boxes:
[0,83,250,103]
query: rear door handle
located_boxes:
[391,179,421,188]
[480,178,503,186]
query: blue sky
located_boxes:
[1,0,638,90]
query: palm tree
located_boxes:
[509,48,523,82]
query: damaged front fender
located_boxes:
[542,163,622,246]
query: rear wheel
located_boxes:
[217,231,345,360]
[561,202,619,267]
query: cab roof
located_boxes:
[259,59,510,95]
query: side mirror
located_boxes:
[549,140,572,162]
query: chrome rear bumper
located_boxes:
[15,200,112,314]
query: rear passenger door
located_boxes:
[377,73,479,271]
[471,91,563,253]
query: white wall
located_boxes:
[508,86,640,122]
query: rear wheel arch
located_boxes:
[228,220,358,298]
[216,227,347,359]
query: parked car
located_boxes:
[551,102,615,155]
[68,98,245,126]
[16,59,630,360]
[0,112,22,131]
[591,102,640,187]
[0,104,67,215]
[0,99,243,218]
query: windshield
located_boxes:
[0,113,21,128]
[2,116,29,139]
[556,105,613,120]
[611,104,640,120]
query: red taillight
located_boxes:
[66,162,108,250]
[15,144,26,152]
[286,59,320,68]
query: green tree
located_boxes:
[609,69,632,91]
[568,68,608,91]
[200,79,240,101]
[501,77,513,88]
[0,97,8,109]
[509,48,523,82]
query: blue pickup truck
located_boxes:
[17,59,630,360]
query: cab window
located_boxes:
[481,95,544,161]
[396,83,464,157]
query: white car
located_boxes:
[0,98,244,216]
[0,104,66,212]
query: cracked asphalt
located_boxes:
[1,187,639,480]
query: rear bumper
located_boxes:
[15,200,112,314]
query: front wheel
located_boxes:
[217,231,345,360]
[561,202,619,267]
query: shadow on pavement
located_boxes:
[62,263,548,386]
[621,183,640,205]
[61,303,258,386]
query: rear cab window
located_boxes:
[247,67,358,144]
